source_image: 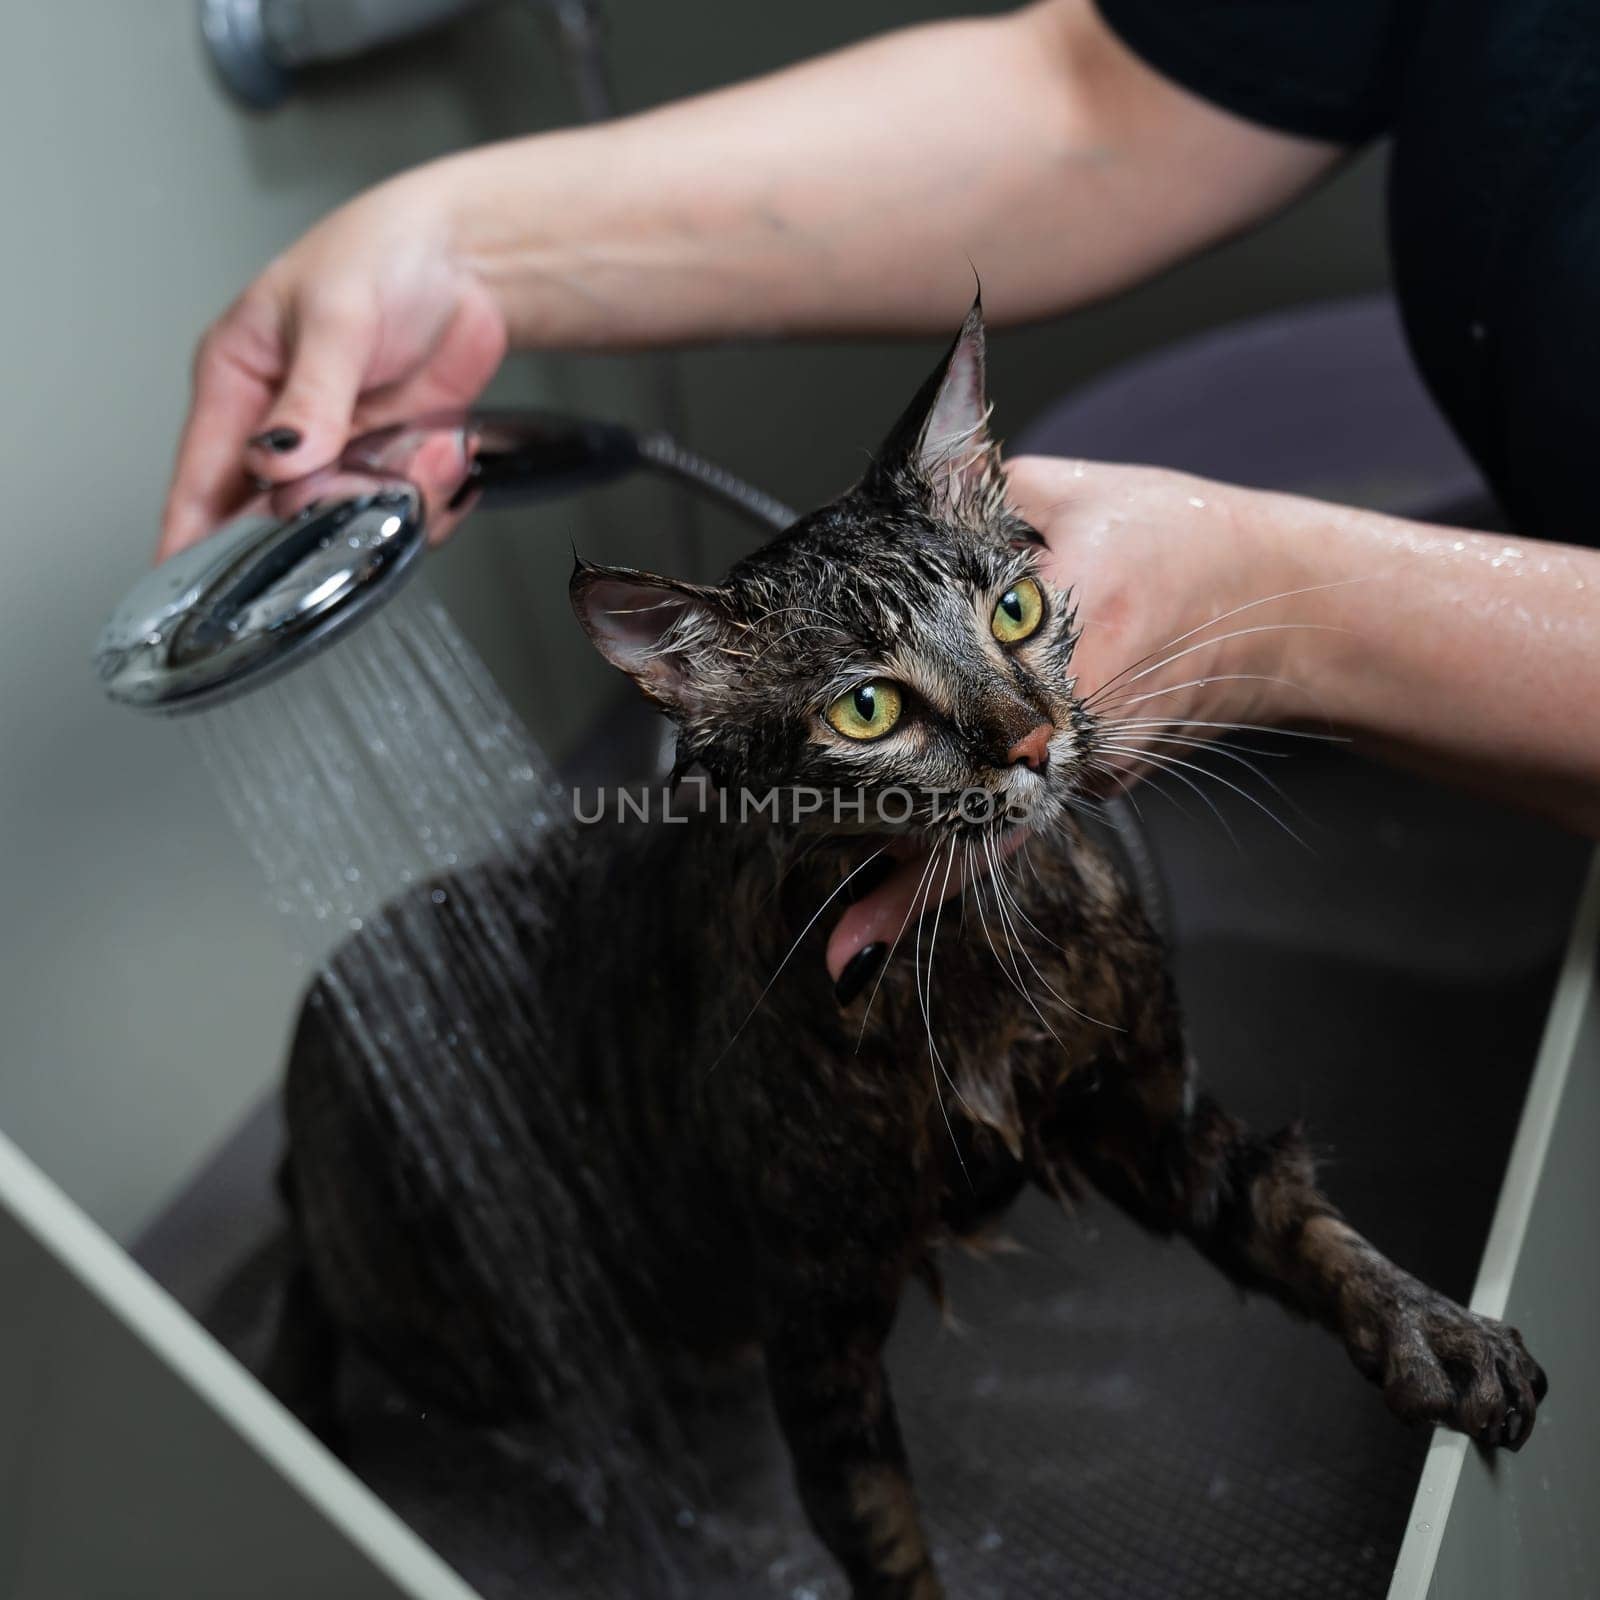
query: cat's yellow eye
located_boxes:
[825,679,904,742]
[991,577,1044,644]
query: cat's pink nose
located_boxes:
[1007,722,1054,771]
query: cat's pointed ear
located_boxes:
[869,293,996,503]
[570,559,732,717]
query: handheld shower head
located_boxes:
[96,408,793,715]
[97,480,426,715]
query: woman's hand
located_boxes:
[826,455,1600,993]
[825,457,1314,990]
[1006,455,1314,774]
[158,168,507,561]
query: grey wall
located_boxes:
[0,1,1387,1239]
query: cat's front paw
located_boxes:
[1343,1278,1547,1450]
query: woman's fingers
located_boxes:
[826,850,938,987]
[241,290,379,487]
[158,321,278,562]
[158,251,509,566]
[344,288,509,545]
[824,829,1028,990]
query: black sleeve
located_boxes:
[1093,0,1412,145]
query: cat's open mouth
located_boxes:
[825,822,1031,978]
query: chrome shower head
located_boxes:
[96,480,427,715]
[96,408,793,715]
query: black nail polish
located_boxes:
[842,855,895,906]
[446,461,483,512]
[248,426,302,454]
[834,942,887,1006]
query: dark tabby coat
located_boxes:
[276,304,1546,1598]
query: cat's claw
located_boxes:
[1344,1279,1547,1451]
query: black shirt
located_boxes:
[1095,0,1600,543]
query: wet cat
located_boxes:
[274,303,1546,1599]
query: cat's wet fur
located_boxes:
[276,302,1546,1599]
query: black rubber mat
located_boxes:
[136,739,1587,1598]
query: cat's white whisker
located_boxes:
[1097,716,1346,745]
[1103,725,1292,757]
[1099,738,1310,849]
[705,844,888,1077]
[1119,732,1312,822]
[986,837,1122,1031]
[916,836,975,1179]
[967,836,1064,1050]
[857,843,948,1046]
[1099,771,1150,832]
[1094,745,1236,843]
[1086,623,1349,712]
[1020,837,1045,889]
[1093,672,1337,721]
[1081,577,1370,712]
[983,832,1081,1045]
[1086,756,1200,826]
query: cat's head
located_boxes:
[571,300,1091,844]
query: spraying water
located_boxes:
[186,586,711,1592]
[186,588,560,948]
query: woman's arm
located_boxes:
[824,459,1600,984]
[1276,498,1600,833]
[162,0,1340,555]
[1004,457,1600,838]
[447,0,1339,346]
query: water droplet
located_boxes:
[431,888,448,904]
[348,916,363,932]
[1187,496,1207,509]
[1416,1521,1431,1533]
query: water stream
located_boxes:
[187,589,560,954]
[185,587,705,1593]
